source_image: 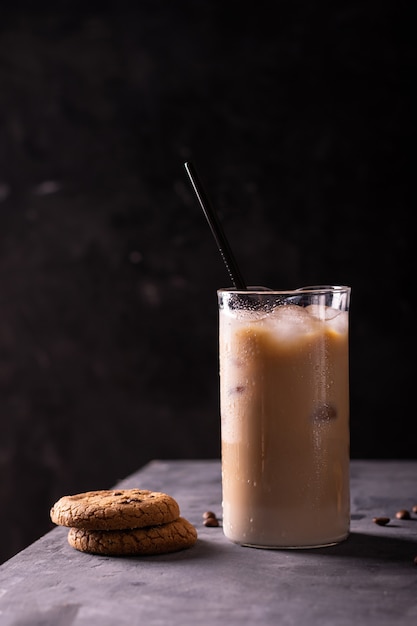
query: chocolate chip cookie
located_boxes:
[50,489,180,531]
[67,516,198,556]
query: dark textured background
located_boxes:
[0,1,414,563]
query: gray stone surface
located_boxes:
[0,460,416,625]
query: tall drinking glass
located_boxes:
[218,285,351,548]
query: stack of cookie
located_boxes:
[50,489,198,556]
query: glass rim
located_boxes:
[217,285,351,295]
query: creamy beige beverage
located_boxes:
[218,287,350,548]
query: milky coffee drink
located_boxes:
[218,286,351,548]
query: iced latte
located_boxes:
[218,286,351,548]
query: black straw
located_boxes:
[184,161,247,290]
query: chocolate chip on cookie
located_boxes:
[67,516,198,556]
[50,489,180,531]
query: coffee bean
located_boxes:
[395,509,411,520]
[414,556,417,566]
[202,510,220,527]
[373,517,390,526]
[203,511,217,520]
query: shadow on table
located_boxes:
[181,530,417,567]
[305,531,417,565]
